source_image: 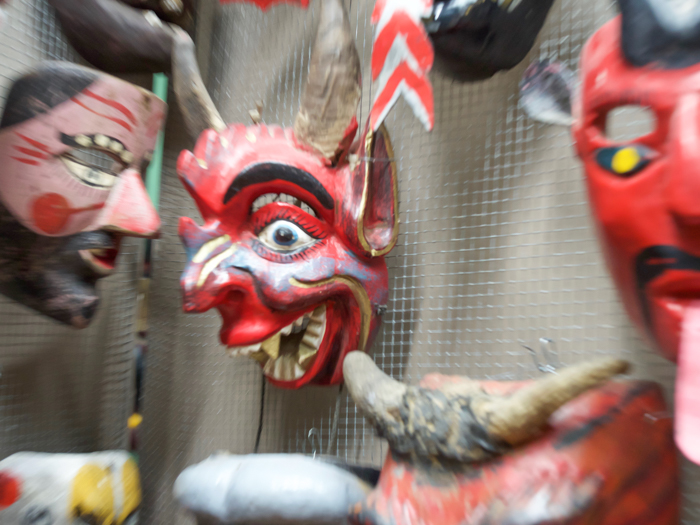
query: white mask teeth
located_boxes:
[297,343,317,369]
[94,133,110,148]
[75,134,92,147]
[263,355,303,381]
[245,304,328,381]
[261,332,281,360]
[228,342,262,357]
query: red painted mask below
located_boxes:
[574,14,700,463]
[343,352,678,525]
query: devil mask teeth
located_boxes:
[227,305,327,381]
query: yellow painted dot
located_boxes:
[128,413,143,429]
[612,147,641,174]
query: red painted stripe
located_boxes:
[68,202,105,214]
[11,156,39,166]
[72,97,133,132]
[15,133,50,152]
[372,13,434,80]
[83,88,137,125]
[371,0,387,22]
[12,146,47,159]
[371,62,434,129]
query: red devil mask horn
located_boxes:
[172,27,226,140]
[294,0,362,164]
[344,351,629,460]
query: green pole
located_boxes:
[146,73,169,211]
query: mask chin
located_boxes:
[0,208,103,328]
[0,270,100,329]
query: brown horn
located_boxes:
[294,0,362,162]
[473,357,629,446]
[343,351,406,427]
[172,27,226,139]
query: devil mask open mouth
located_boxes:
[174,0,400,388]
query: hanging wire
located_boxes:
[325,383,344,456]
[253,376,266,453]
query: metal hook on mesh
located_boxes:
[522,337,560,374]
[326,383,344,456]
[308,428,320,459]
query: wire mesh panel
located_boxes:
[0,0,142,456]
[140,0,700,522]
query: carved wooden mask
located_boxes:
[173,0,400,388]
[344,352,679,525]
[0,62,164,327]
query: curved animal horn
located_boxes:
[172,27,226,139]
[294,0,362,161]
[473,357,629,446]
[343,351,406,427]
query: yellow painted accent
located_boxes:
[193,235,231,263]
[70,464,115,525]
[118,459,142,525]
[127,413,143,430]
[290,276,372,352]
[197,244,239,288]
[612,147,641,174]
[261,332,281,360]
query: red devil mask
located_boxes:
[344,352,679,525]
[573,9,700,462]
[173,0,400,388]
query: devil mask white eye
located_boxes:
[258,220,316,252]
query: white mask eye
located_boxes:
[258,220,315,252]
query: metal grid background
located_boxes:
[133,0,700,522]
[0,0,141,456]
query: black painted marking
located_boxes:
[1,63,98,128]
[634,245,700,338]
[223,163,334,210]
[554,382,655,449]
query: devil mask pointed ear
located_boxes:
[619,0,700,68]
[340,124,399,258]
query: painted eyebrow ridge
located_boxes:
[223,162,334,210]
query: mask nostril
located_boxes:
[223,289,246,304]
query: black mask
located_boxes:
[425,0,556,80]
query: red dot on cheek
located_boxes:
[0,472,20,509]
[32,193,71,234]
